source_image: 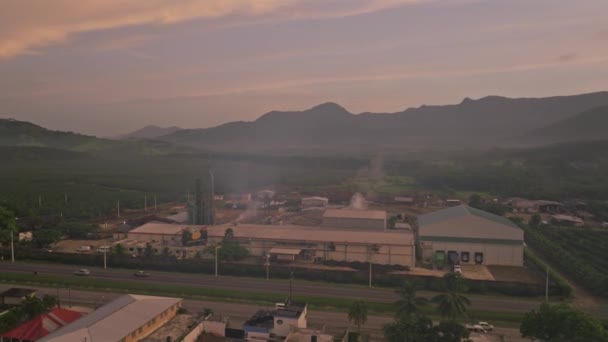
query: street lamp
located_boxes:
[264,254,270,280]
[11,217,18,263]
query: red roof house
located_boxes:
[0,308,82,341]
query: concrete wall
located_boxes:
[321,217,385,230]
[207,237,415,267]
[428,241,523,266]
[123,301,181,342]
[273,315,307,338]
[126,233,182,246]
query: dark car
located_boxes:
[134,270,150,277]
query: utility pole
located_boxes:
[265,254,270,280]
[10,231,15,263]
[215,245,221,277]
[144,196,147,212]
[154,195,157,211]
[117,200,120,218]
[545,265,549,302]
[369,262,373,288]
[38,195,42,207]
[68,288,71,307]
[289,271,294,302]
[103,251,107,269]
[64,193,68,204]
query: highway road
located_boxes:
[0,284,526,342]
[0,261,546,315]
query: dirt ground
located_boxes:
[52,238,113,253]
[389,267,446,277]
[462,264,495,281]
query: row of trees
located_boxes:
[348,273,472,342]
[0,295,58,333]
[520,303,608,341]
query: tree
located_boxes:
[0,206,18,244]
[394,281,428,319]
[432,321,470,342]
[42,295,58,310]
[182,230,192,246]
[529,213,541,228]
[58,222,99,239]
[348,300,368,333]
[388,216,397,229]
[32,229,61,248]
[113,243,125,256]
[520,303,608,342]
[216,227,249,261]
[383,315,435,342]
[468,194,482,208]
[144,243,154,259]
[162,247,170,258]
[431,273,471,320]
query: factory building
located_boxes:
[40,295,182,342]
[321,209,387,230]
[418,205,524,267]
[207,224,415,267]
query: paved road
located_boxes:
[0,261,546,315]
[0,284,526,342]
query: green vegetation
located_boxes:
[524,225,608,297]
[348,300,368,332]
[520,303,608,342]
[0,295,58,333]
[523,249,572,298]
[383,276,471,342]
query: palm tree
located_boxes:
[394,281,428,319]
[348,300,368,333]
[431,273,471,320]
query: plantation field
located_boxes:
[525,226,608,297]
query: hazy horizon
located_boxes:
[2,0,608,136]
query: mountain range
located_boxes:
[3,91,608,154]
[154,91,608,152]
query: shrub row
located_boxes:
[523,248,573,298]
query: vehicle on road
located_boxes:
[478,322,494,331]
[465,324,487,333]
[77,245,91,253]
[453,264,462,274]
[134,270,150,277]
[74,269,90,276]
[96,246,111,253]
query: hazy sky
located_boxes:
[1,0,608,136]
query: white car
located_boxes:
[465,324,487,333]
[453,265,462,274]
[74,269,91,276]
[478,322,494,331]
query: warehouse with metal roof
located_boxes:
[321,209,387,230]
[39,294,182,342]
[417,205,524,267]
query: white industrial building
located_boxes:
[207,224,414,267]
[418,205,524,267]
[321,209,386,230]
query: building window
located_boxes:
[276,320,284,325]
[461,252,470,263]
[328,243,336,251]
[474,252,484,264]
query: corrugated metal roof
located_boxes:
[129,222,192,235]
[39,294,182,342]
[323,209,386,220]
[0,308,82,341]
[418,205,518,229]
[207,224,413,245]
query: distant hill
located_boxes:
[159,91,608,153]
[117,125,181,140]
[0,118,116,151]
[0,118,197,156]
[519,105,608,144]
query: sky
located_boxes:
[1,0,608,136]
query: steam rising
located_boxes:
[349,192,368,210]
